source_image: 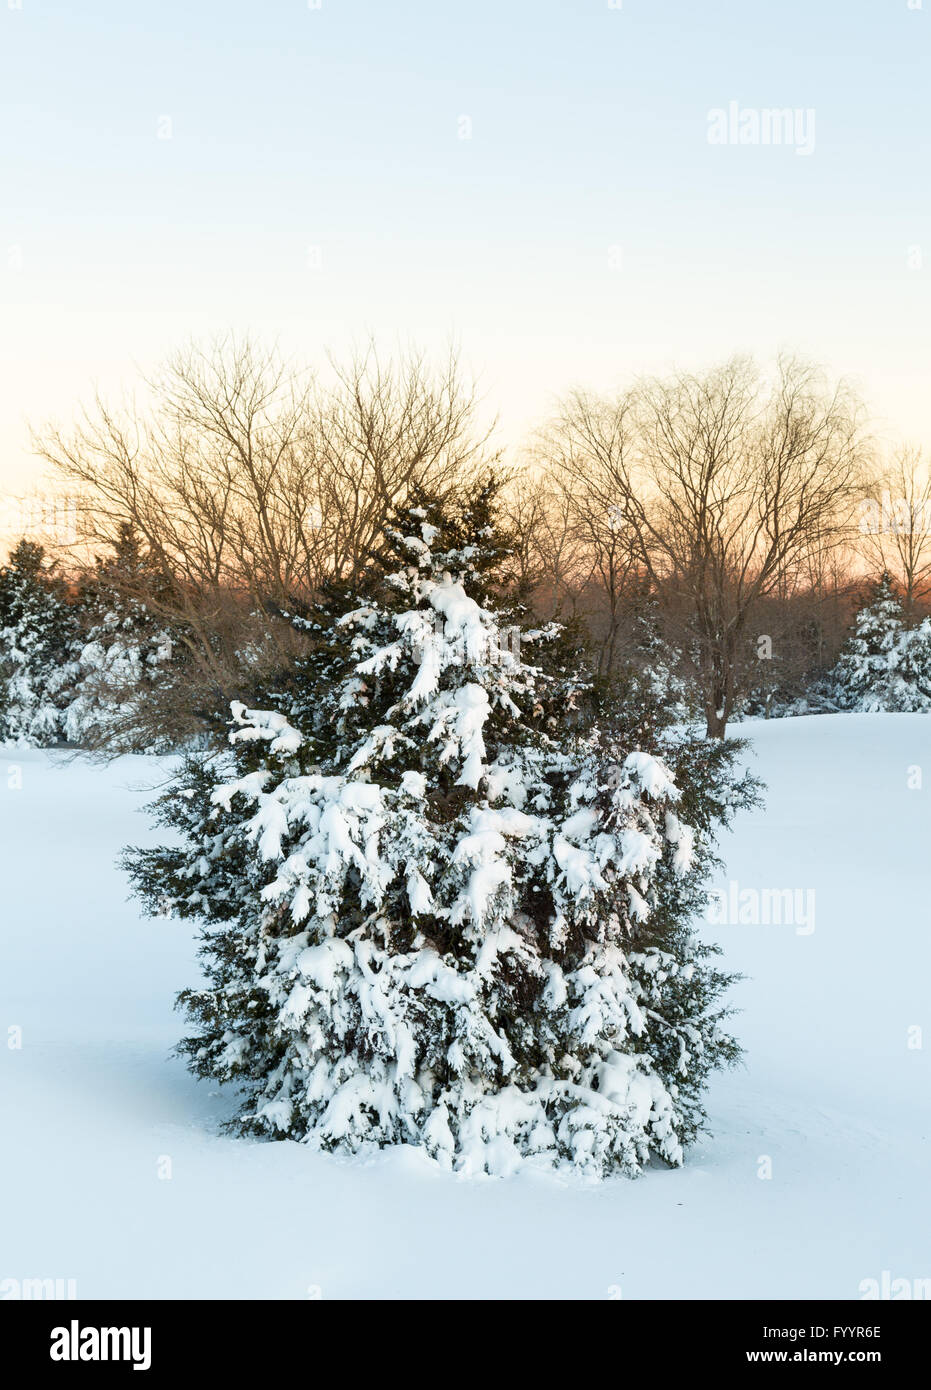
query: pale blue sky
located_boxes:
[2,0,930,490]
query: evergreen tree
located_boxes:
[896,615,931,710]
[126,487,758,1177]
[64,525,176,754]
[0,540,77,746]
[832,574,931,712]
[621,596,696,723]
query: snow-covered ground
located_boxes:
[1,714,928,1299]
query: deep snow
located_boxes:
[1,714,929,1299]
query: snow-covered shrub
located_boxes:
[736,649,844,721]
[831,574,931,713]
[0,541,77,747]
[127,488,758,1178]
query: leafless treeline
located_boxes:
[32,339,931,738]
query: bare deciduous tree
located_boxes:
[542,355,870,735]
[35,335,493,635]
[499,470,590,621]
[32,338,495,733]
[857,446,931,613]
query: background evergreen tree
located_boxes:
[832,573,931,712]
[64,524,177,753]
[0,540,77,746]
[126,484,758,1177]
[617,595,697,725]
[895,614,931,710]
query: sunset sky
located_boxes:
[2,0,930,506]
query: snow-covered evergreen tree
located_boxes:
[0,540,77,746]
[621,598,696,723]
[64,526,176,754]
[832,574,931,712]
[896,614,931,709]
[127,487,757,1178]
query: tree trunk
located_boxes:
[703,641,734,738]
[705,702,727,739]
